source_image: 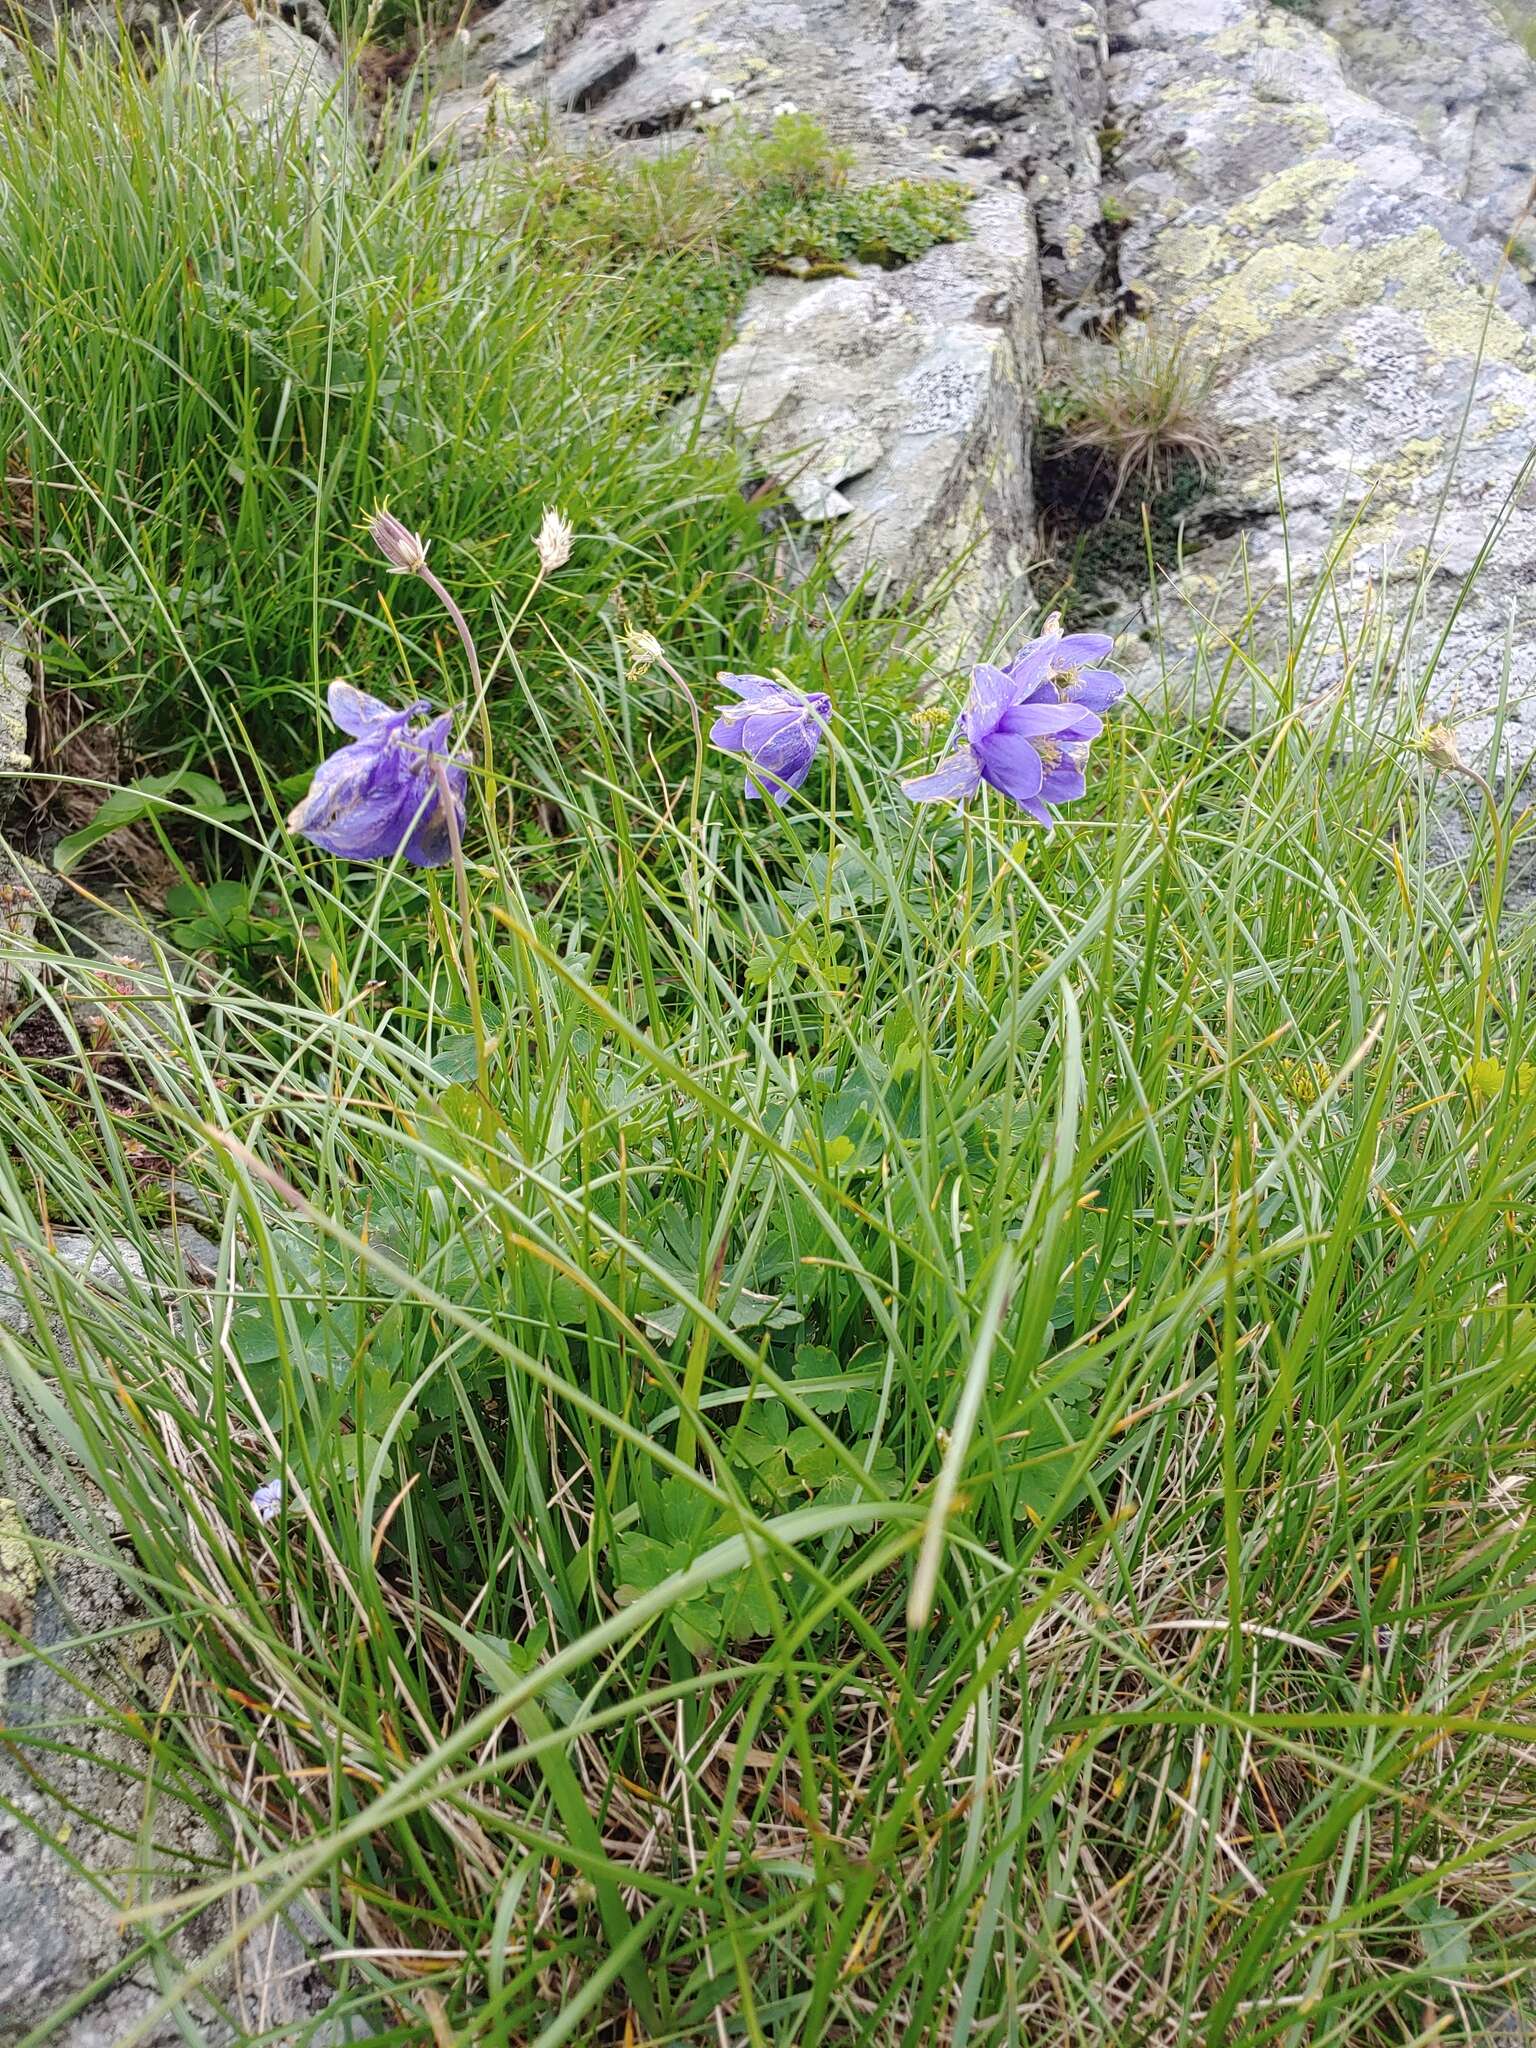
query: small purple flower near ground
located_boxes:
[903,621,1123,827]
[288,682,468,866]
[710,672,832,806]
[251,1479,283,1525]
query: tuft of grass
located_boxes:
[4,548,1536,2041]
[1041,325,1223,511]
[1496,0,1536,59]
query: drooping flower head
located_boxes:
[368,506,430,576]
[710,672,832,807]
[902,620,1122,828]
[288,682,468,867]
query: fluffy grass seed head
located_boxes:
[535,505,574,573]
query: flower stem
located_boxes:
[418,560,504,858]
[432,755,490,1100]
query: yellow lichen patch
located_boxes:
[1386,231,1536,365]
[1352,436,1448,541]
[1231,154,1358,231]
[1151,219,1536,372]
[1475,394,1529,440]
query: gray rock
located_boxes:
[0,1227,343,2043]
[898,0,1058,118]
[548,34,637,111]
[55,894,188,1049]
[467,0,548,68]
[187,11,349,148]
[0,852,62,1014]
[1107,0,1536,778]
[1319,0,1536,260]
[706,183,1041,653]
[896,0,1109,297]
[0,614,32,800]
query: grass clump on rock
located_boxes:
[0,58,935,817]
[529,111,974,389]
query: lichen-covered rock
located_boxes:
[1109,0,1536,772]
[897,0,1110,298]
[0,852,61,1013]
[425,0,1102,647]
[1319,0,1536,264]
[706,185,1041,654]
[0,614,32,800]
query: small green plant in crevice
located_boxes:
[1030,325,1222,621]
[526,112,972,389]
[1042,325,1221,509]
[1271,0,1325,21]
[1035,447,1207,623]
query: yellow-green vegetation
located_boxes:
[529,112,973,388]
[1495,0,1536,60]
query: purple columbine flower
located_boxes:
[1002,615,1125,716]
[288,682,468,867]
[901,661,1104,825]
[710,672,832,807]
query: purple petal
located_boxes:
[963,663,1017,744]
[328,681,403,739]
[995,701,1103,741]
[902,747,983,803]
[403,752,467,866]
[1002,644,1057,698]
[710,708,753,750]
[1038,758,1086,805]
[288,741,410,858]
[716,671,797,707]
[976,732,1044,804]
[740,707,797,756]
[742,713,819,802]
[1019,796,1055,829]
[1045,632,1115,666]
[1062,668,1125,712]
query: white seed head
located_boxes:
[771,100,799,117]
[369,507,430,575]
[534,505,574,574]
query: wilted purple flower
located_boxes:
[902,662,1103,825]
[288,682,468,867]
[710,672,832,806]
[251,1478,283,1525]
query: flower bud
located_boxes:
[369,507,430,575]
